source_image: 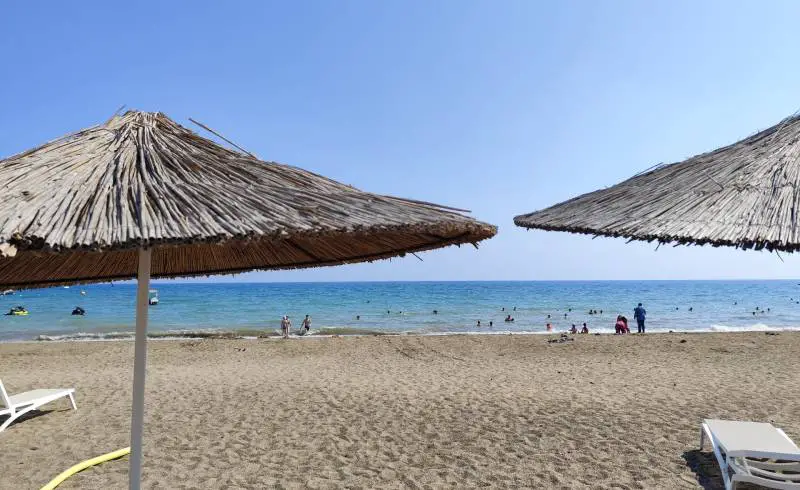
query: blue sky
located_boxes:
[3,1,800,281]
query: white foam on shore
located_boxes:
[23,325,800,343]
[705,323,800,333]
[13,322,800,343]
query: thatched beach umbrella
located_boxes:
[514,113,800,252]
[0,111,496,489]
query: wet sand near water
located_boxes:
[0,332,798,489]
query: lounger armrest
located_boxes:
[747,459,800,473]
[747,465,800,482]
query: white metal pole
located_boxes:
[129,248,152,490]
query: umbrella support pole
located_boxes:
[129,248,152,490]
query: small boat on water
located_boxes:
[6,306,28,316]
[148,289,159,306]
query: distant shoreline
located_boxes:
[3,280,798,342]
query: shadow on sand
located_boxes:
[683,448,777,489]
[682,449,725,490]
[0,409,58,431]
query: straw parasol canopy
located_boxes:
[514,113,800,252]
[0,110,495,489]
[0,111,496,289]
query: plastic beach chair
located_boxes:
[0,378,76,432]
[700,419,800,489]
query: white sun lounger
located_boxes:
[0,379,76,432]
[701,419,800,490]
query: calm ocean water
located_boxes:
[1,281,799,342]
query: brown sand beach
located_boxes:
[1,332,798,489]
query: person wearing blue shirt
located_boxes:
[633,303,646,333]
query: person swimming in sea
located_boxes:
[546,323,552,331]
[505,315,514,322]
[433,310,438,315]
[489,321,493,327]
[71,306,85,316]
[477,320,481,327]
[356,315,360,320]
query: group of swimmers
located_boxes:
[475,314,516,327]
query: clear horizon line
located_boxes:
[140,278,800,285]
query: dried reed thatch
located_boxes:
[514,113,800,252]
[0,111,496,288]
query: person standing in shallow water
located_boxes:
[302,315,312,333]
[633,303,646,333]
[281,315,291,339]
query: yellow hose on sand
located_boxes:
[40,447,130,490]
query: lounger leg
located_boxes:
[703,426,732,490]
[68,393,77,410]
[0,405,35,432]
[0,412,17,432]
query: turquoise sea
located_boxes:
[1,280,800,342]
